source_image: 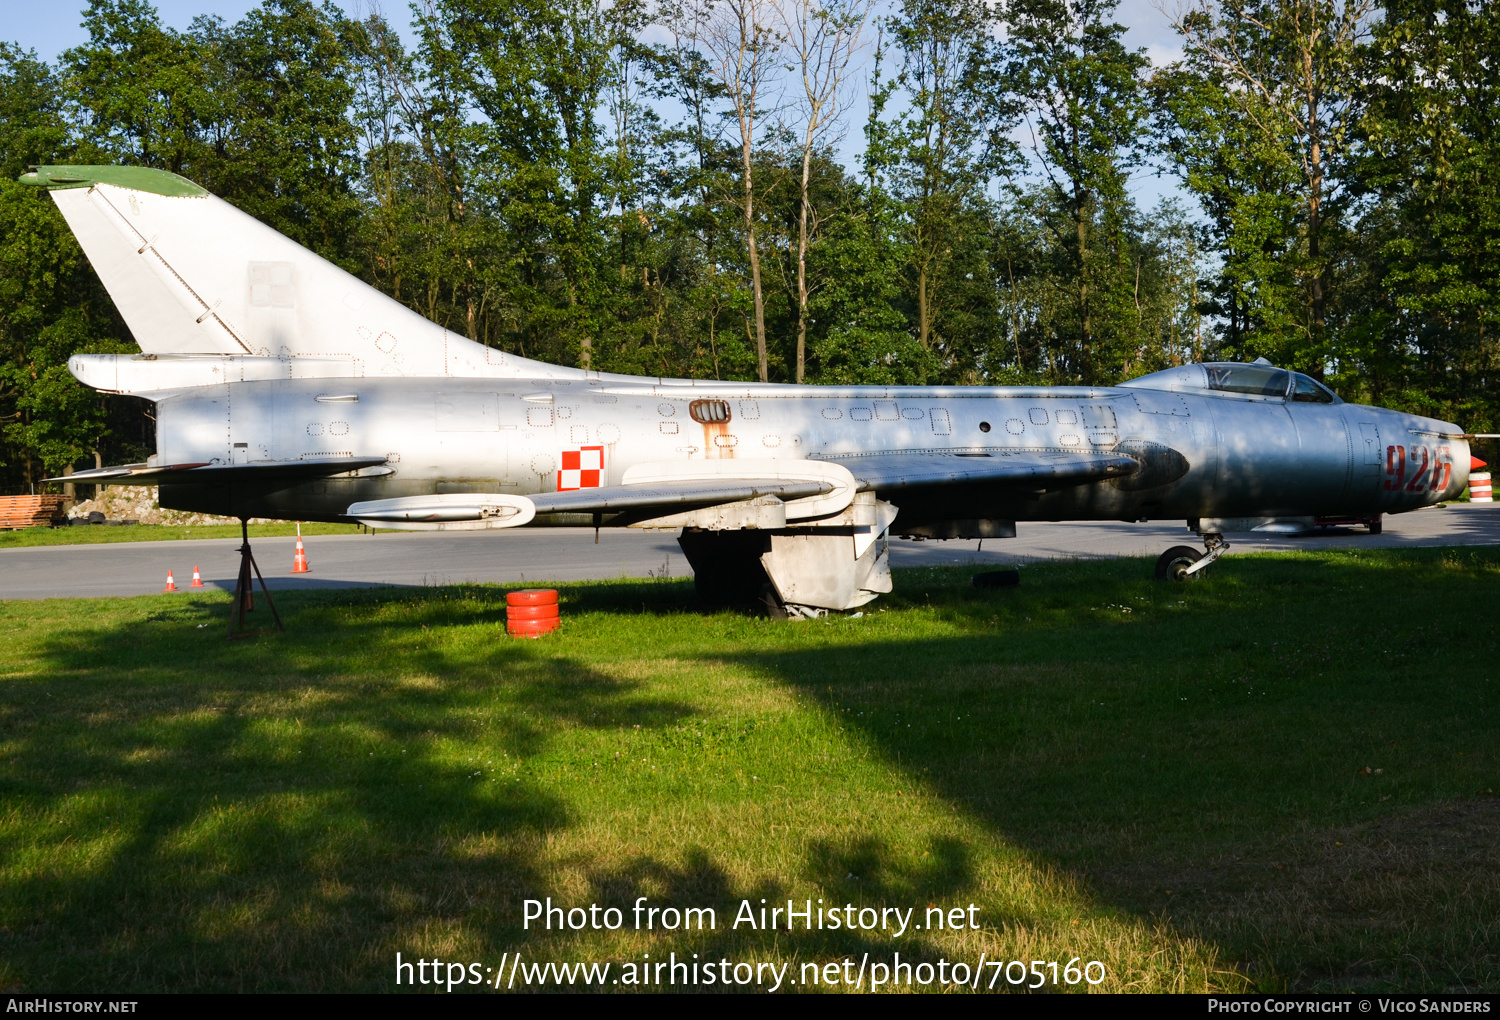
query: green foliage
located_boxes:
[1157,0,1374,374]
[0,176,135,481]
[1341,0,1500,429]
[0,44,68,179]
[63,0,206,171]
[1005,0,1153,384]
[807,187,935,385]
[1153,57,1306,361]
[0,0,371,487]
[864,0,1010,373]
[64,0,365,265]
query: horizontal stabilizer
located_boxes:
[46,457,389,486]
[830,449,1140,492]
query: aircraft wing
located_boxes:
[45,458,391,486]
[528,479,831,515]
[345,478,833,531]
[349,479,830,522]
[830,449,1140,493]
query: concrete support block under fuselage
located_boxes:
[676,498,898,616]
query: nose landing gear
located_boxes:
[1155,533,1228,582]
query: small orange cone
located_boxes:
[190,566,204,588]
[291,523,310,573]
[164,570,178,592]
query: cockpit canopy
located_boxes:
[1120,362,1339,404]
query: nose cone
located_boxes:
[1473,456,1488,472]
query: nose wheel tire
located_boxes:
[1155,545,1205,582]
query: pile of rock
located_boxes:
[65,485,266,526]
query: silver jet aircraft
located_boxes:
[25,165,1478,615]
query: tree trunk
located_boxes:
[796,144,813,383]
[1307,99,1325,335]
[1076,187,1092,383]
[744,146,768,383]
[917,264,930,349]
[701,0,777,382]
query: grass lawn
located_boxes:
[0,549,1495,993]
[0,522,365,548]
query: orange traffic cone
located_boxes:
[164,570,178,592]
[190,566,204,588]
[291,527,310,573]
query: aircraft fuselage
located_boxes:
[149,375,1467,528]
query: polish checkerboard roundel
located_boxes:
[558,445,604,490]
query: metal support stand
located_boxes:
[228,518,284,639]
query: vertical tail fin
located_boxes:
[21,165,570,380]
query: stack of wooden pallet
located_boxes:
[0,494,70,530]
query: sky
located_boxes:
[7,0,1190,207]
[9,0,1189,66]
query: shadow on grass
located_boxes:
[0,587,704,991]
[1,548,1496,991]
[717,548,1500,991]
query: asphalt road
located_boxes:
[2,506,1498,600]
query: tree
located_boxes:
[0,179,136,486]
[0,41,142,487]
[700,0,782,382]
[193,1,365,266]
[1343,0,1500,428]
[809,192,932,384]
[1153,54,1305,360]
[780,0,872,382]
[1168,0,1376,366]
[643,3,748,379]
[433,0,614,365]
[1006,0,1151,384]
[63,0,205,171]
[0,44,68,180]
[1140,199,1206,370]
[370,1,510,348]
[64,0,365,266]
[865,0,1010,368]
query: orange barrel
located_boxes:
[507,602,559,620]
[507,617,560,637]
[506,589,560,637]
[1471,472,1493,503]
[507,589,559,607]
